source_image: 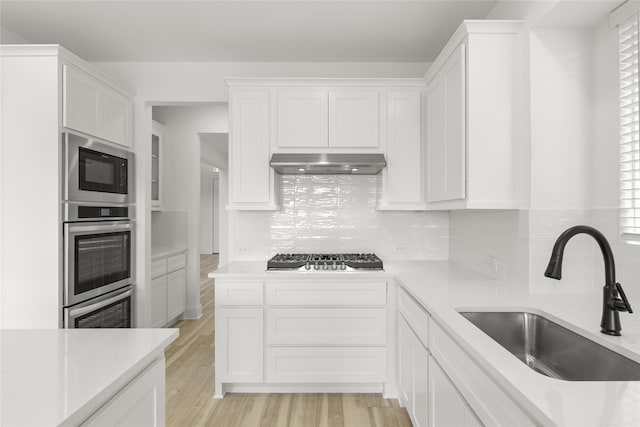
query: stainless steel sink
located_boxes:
[460,311,640,381]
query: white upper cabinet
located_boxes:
[378,89,425,210]
[63,64,134,147]
[427,44,466,203]
[275,86,380,150]
[229,88,279,210]
[425,21,523,209]
[63,65,102,138]
[277,89,328,148]
[102,87,133,147]
[328,89,379,148]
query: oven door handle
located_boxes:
[67,222,132,234]
[69,289,133,318]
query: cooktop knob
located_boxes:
[340,262,347,270]
[331,262,337,270]
[305,262,311,271]
[314,263,320,270]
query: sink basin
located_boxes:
[460,311,640,381]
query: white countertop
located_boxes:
[210,260,640,427]
[1,328,178,427]
[151,245,188,261]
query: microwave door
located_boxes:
[64,132,133,204]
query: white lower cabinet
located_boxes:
[216,308,264,382]
[81,357,165,427]
[397,314,429,427]
[215,280,389,396]
[429,355,467,427]
[150,251,187,327]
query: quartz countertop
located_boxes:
[1,328,178,427]
[151,245,188,261]
[210,260,640,426]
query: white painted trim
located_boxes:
[225,77,426,88]
[0,44,135,97]
[221,383,384,397]
[424,20,524,83]
[610,1,640,27]
[184,304,203,320]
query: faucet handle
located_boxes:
[616,282,633,314]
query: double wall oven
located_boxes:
[62,132,135,328]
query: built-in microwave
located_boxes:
[63,132,133,204]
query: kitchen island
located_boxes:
[1,328,178,426]
[210,261,640,427]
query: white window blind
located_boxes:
[619,13,640,243]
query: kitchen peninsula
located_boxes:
[1,328,178,426]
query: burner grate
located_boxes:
[267,253,383,271]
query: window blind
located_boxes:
[619,13,640,243]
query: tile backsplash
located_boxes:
[230,175,449,261]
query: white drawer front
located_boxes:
[266,308,387,346]
[167,252,187,272]
[265,282,387,306]
[151,259,167,279]
[266,347,386,383]
[429,320,535,427]
[398,287,429,348]
[216,282,264,305]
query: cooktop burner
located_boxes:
[267,253,383,271]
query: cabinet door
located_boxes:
[103,87,133,147]
[329,89,379,148]
[382,90,423,207]
[427,44,466,203]
[397,314,413,409]
[464,406,484,427]
[277,89,328,148]
[230,89,275,208]
[63,65,102,138]
[166,268,186,321]
[429,355,466,427]
[82,357,165,427]
[151,121,163,209]
[413,334,429,427]
[216,308,264,382]
[150,276,167,328]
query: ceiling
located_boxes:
[0,0,499,62]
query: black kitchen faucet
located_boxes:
[544,225,633,336]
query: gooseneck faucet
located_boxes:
[544,225,633,336]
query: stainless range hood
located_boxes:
[270,153,386,175]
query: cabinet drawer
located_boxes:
[216,282,264,305]
[167,252,187,272]
[151,259,167,279]
[266,347,386,383]
[429,320,535,427]
[266,308,386,346]
[265,282,386,306]
[398,287,429,347]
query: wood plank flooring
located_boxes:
[165,253,412,426]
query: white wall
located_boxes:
[151,104,228,320]
[200,165,215,254]
[231,175,449,261]
[0,25,31,44]
[91,62,431,103]
[213,177,220,253]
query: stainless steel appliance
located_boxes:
[64,285,133,328]
[63,132,133,204]
[267,253,384,271]
[64,219,132,307]
[270,153,386,175]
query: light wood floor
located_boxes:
[165,253,412,427]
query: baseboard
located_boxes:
[222,383,384,395]
[183,304,202,320]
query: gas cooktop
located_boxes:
[267,253,383,271]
